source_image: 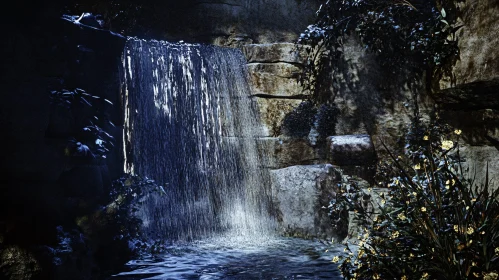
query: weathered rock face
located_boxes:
[433,0,499,188]
[458,145,499,190]
[242,43,309,136]
[170,0,322,46]
[438,0,499,90]
[270,164,341,239]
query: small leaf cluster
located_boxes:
[328,178,373,240]
[50,88,115,159]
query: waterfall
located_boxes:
[122,38,274,241]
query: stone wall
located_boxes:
[162,0,323,46]
[435,0,499,188]
[241,0,499,238]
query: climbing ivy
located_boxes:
[298,0,462,102]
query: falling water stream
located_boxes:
[116,38,342,279]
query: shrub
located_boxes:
[50,88,115,159]
[297,0,461,102]
[281,101,317,137]
[332,114,499,279]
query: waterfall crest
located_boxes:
[122,38,274,241]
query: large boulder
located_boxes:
[270,164,341,239]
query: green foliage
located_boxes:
[298,0,461,102]
[316,104,340,137]
[108,174,168,257]
[281,101,317,137]
[50,88,115,159]
[280,101,340,138]
[331,115,499,279]
[64,0,192,37]
[328,177,373,240]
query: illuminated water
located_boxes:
[122,38,274,241]
[112,237,343,280]
[119,39,343,279]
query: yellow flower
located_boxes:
[398,213,407,221]
[467,227,474,235]
[453,225,459,232]
[423,135,429,140]
[471,261,477,266]
[483,272,499,280]
[441,140,454,150]
[402,275,408,280]
[332,256,340,263]
[421,272,429,280]
[381,199,386,205]
[454,129,462,135]
[374,273,381,280]
[392,231,400,238]
[414,163,421,170]
[421,207,427,212]
[412,192,417,196]
[495,247,499,255]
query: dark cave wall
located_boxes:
[0,17,125,279]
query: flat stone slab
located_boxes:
[327,135,376,166]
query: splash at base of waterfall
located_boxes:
[112,237,343,280]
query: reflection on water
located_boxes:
[111,236,343,280]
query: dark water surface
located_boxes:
[112,236,343,280]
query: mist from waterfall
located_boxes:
[122,38,275,242]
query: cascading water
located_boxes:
[122,38,275,242]
[116,38,343,280]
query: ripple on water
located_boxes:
[111,236,344,280]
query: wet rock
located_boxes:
[255,98,302,137]
[75,13,104,29]
[247,63,303,97]
[242,43,306,64]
